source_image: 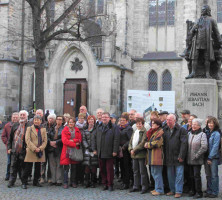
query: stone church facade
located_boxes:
[0,0,221,119]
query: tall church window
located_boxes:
[149,0,175,26]
[217,0,222,23]
[162,70,172,91]
[148,70,158,91]
[89,0,95,16]
[97,0,104,14]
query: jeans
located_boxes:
[204,159,219,196]
[6,153,11,179]
[167,165,184,194]
[151,165,164,193]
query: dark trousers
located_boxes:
[23,162,41,184]
[115,157,122,178]
[148,165,155,188]
[120,150,132,186]
[184,162,191,192]
[6,153,11,179]
[162,165,170,192]
[189,165,202,195]
[85,165,97,183]
[76,163,84,184]
[9,153,26,184]
[99,158,114,187]
[63,164,77,184]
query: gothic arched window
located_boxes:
[162,70,172,91]
[148,70,158,91]
[149,0,175,26]
[217,0,222,23]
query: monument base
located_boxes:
[183,79,218,122]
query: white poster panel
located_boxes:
[127,90,175,121]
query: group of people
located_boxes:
[1,106,221,199]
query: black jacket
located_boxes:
[82,126,98,166]
[163,123,188,165]
[119,125,133,150]
[8,122,29,159]
[92,121,120,159]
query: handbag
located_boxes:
[69,145,83,162]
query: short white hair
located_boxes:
[12,112,19,116]
[19,110,29,117]
[36,109,43,115]
[168,113,176,121]
[96,108,104,113]
[48,113,56,120]
[192,118,202,127]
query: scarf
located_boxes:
[119,123,129,130]
[191,128,202,135]
[14,124,25,153]
[88,124,94,131]
[76,121,86,130]
[35,125,43,158]
[146,128,158,142]
[132,129,140,149]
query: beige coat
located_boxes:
[24,125,47,162]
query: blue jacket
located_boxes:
[208,130,221,160]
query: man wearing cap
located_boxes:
[158,111,169,131]
[180,110,190,126]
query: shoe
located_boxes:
[117,178,122,182]
[84,182,90,188]
[63,184,68,189]
[151,190,156,194]
[7,182,14,188]
[174,193,182,198]
[21,184,27,189]
[39,178,45,184]
[5,177,9,181]
[193,193,203,199]
[141,189,148,194]
[130,188,139,192]
[166,191,175,196]
[120,184,129,190]
[48,179,52,183]
[72,183,77,188]
[208,194,218,198]
[204,193,210,198]
[152,191,164,196]
[103,185,108,190]
[56,183,62,186]
[91,183,95,188]
[28,176,32,182]
[49,182,56,186]
[189,191,196,197]
[108,186,113,191]
[33,182,43,187]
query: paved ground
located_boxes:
[0,141,221,200]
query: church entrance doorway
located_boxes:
[63,79,87,118]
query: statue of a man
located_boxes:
[186,5,222,79]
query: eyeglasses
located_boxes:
[56,118,63,121]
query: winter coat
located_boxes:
[119,124,133,150]
[128,127,147,159]
[187,130,208,165]
[24,125,47,162]
[1,122,13,151]
[47,125,64,155]
[60,126,82,165]
[163,123,188,165]
[92,121,120,159]
[82,126,98,166]
[8,122,29,160]
[208,130,221,160]
[145,128,164,165]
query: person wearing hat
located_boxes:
[110,114,118,125]
[158,111,169,131]
[180,110,190,126]
[144,119,164,196]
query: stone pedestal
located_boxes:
[183,79,218,120]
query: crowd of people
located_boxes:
[0,106,221,198]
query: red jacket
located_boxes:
[60,126,82,165]
[1,122,13,151]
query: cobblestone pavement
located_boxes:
[0,141,221,200]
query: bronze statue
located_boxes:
[181,5,222,79]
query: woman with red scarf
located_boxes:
[118,112,133,190]
[144,118,164,196]
[60,117,82,189]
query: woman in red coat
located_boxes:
[60,117,82,189]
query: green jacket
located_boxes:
[128,127,147,159]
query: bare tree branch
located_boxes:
[40,0,51,15]
[42,0,81,37]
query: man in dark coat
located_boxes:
[163,114,188,198]
[93,112,120,191]
[7,110,29,189]
[187,5,222,79]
